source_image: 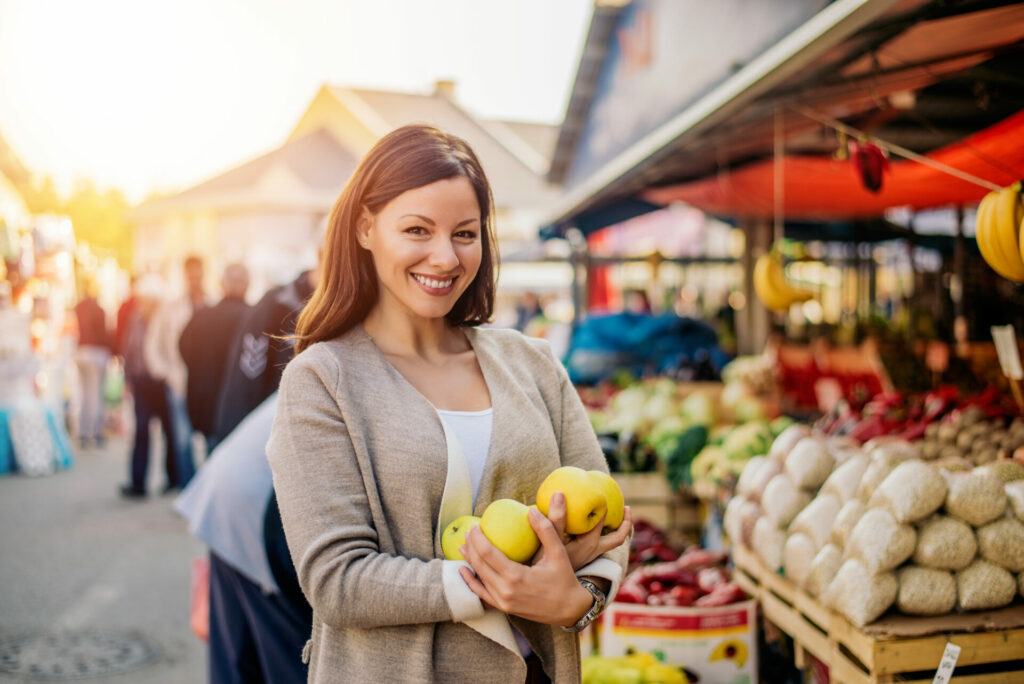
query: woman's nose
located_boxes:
[429,238,459,270]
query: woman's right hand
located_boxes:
[531,492,632,571]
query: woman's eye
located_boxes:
[455,231,478,240]
[404,226,427,235]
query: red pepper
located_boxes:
[637,544,679,564]
[899,421,928,441]
[693,582,747,607]
[669,584,700,606]
[614,584,648,604]
[676,548,728,571]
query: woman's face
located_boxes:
[360,176,483,322]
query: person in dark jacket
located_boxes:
[210,269,316,443]
[179,263,251,453]
[74,284,113,448]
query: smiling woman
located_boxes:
[292,125,497,353]
[267,125,630,684]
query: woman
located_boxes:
[267,125,631,683]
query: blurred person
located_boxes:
[145,255,209,490]
[267,126,629,683]
[114,275,138,358]
[180,244,323,684]
[120,275,177,498]
[179,263,251,453]
[211,261,319,444]
[175,394,312,684]
[624,288,652,314]
[73,282,112,448]
[513,290,543,332]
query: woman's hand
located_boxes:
[533,492,633,571]
[457,507,595,627]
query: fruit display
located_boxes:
[752,247,814,313]
[688,417,794,499]
[580,375,775,485]
[727,423,1024,627]
[615,542,746,608]
[720,354,776,396]
[581,653,687,684]
[974,181,1024,282]
[815,385,1021,447]
[441,466,625,563]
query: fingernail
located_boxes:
[556,491,565,503]
[459,546,466,556]
[528,507,542,521]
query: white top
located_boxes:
[437,407,534,657]
[436,408,493,508]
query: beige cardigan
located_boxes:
[266,325,628,683]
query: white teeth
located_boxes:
[413,274,454,289]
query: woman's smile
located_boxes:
[411,272,458,295]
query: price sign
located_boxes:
[931,642,961,684]
[992,325,1023,380]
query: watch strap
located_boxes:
[562,578,607,633]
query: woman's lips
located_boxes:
[411,273,457,295]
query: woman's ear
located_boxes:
[356,209,373,249]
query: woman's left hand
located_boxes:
[535,492,632,571]
[457,507,594,627]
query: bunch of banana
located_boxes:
[975,182,1024,282]
[753,249,813,312]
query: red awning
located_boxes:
[642,110,1024,220]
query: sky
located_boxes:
[0,0,592,203]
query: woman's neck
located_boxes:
[362,305,466,361]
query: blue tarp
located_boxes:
[564,312,730,384]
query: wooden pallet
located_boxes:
[733,543,1024,684]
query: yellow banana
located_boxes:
[753,253,794,312]
[770,255,813,303]
[991,183,1024,281]
[977,190,1016,280]
[1020,210,1024,267]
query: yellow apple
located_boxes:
[587,470,624,532]
[441,515,481,561]
[479,499,540,563]
[536,466,608,535]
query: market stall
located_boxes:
[549,2,1024,681]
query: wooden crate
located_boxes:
[612,472,700,547]
[733,544,1024,684]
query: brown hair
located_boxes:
[293,125,497,354]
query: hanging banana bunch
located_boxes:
[753,246,814,313]
[975,182,1024,282]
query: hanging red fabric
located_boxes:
[643,110,1024,219]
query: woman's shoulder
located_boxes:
[284,327,371,380]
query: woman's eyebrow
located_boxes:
[400,214,480,227]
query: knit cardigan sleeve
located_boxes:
[266,345,458,630]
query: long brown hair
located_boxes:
[294,125,498,354]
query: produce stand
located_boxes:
[732,543,1024,684]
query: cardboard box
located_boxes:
[600,599,758,684]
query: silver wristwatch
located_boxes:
[562,578,607,633]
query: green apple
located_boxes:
[441,515,481,561]
[536,466,608,535]
[587,470,624,533]
[479,499,540,563]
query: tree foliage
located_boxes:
[19,175,134,269]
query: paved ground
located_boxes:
[0,434,206,683]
